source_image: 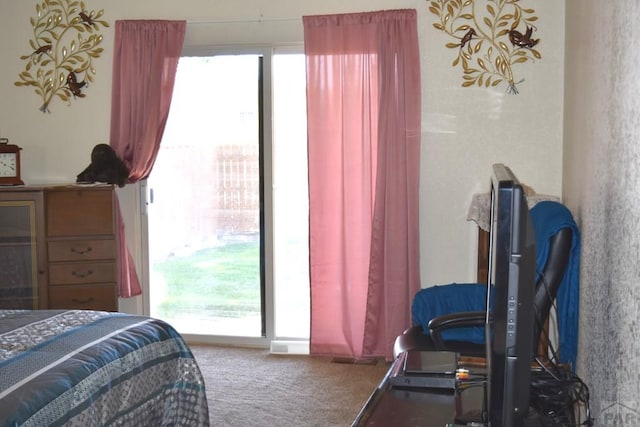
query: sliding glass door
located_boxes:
[145,49,309,345]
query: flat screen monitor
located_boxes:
[485,164,537,426]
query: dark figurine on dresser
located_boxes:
[76,144,130,187]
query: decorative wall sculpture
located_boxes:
[15,0,108,112]
[428,0,541,94]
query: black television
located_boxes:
[485,164,537,426]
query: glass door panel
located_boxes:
[0,200,39,309]
[148,55,262,337]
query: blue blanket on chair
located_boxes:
[412,201,580,368]
[412,283,490,344]
[531,201,580,368]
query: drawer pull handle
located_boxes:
[71,247,93,255]
[71,270,93,278]
[71,297,94,304]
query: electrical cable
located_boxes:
[528,272,593,426]
[529,362,593,426]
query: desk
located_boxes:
[353,353,485,426]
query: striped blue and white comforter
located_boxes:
[0,310,209,426]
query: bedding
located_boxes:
[0,309,209,427]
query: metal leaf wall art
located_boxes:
[428,0,541,94]
[15,0,109,113]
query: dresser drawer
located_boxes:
[48,284,117,311]
[48,261,116,285]
[46,188,114,237]
[48,239,115,262]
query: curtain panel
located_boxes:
[110,20,186,298]
[304,9,421,360]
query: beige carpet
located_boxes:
[189,345,390,427]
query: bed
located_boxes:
[0,309,209,426]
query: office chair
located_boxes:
[394,218,573,362]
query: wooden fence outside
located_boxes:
[149,143,259,258]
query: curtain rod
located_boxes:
[187,16,301,25]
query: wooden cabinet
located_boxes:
[0,185,118,311]
[0,188,47,309]
[45,186,118,311]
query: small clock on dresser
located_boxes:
[0,139,24,186]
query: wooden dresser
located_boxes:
[0,185,118,311]
[45,186,118,311]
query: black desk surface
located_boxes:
[353,353,486,427]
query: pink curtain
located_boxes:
[110,20,186,297]
[304,10,421,360]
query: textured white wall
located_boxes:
[564,1,640,421]
[420,1,565,285]
[0,1,565,309]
